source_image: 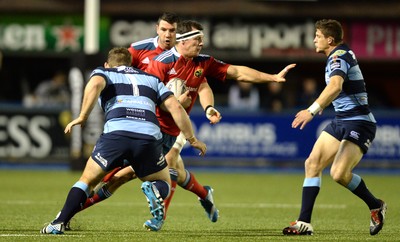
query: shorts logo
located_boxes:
[157,153,166,166]
[364,139,371,148]
[95,152,108,167]
[349,130,360,140]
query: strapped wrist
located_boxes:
[307,102,321,116]
[204,105,213,113]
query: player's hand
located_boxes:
[64,117,86,133]
[187,137,207,156]
[275,63,297,82]
[205,106,222,124]
[291,109,315,130]
[178,90,192,109]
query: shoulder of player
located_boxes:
[153,49,178,64]
[130,37,157,51]
[329,44,354,61]
[194,53,212,61]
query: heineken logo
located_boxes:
[0,17,83,52]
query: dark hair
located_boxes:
[157,12,180,25]
[107,47,132,67]
[177,20,204,34]
[315,19,343,44]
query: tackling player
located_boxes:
[41,47,206,234]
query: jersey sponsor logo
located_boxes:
[194,68,203,77]
[332,50,347,56]
[95,152,108,167]
[329,60,341,70]
[168,68,177,75]
[349,130,360,140]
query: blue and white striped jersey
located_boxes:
[90,65,174,140]
[325,44,376,123]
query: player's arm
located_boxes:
[226,63,296,83]
[313,75,343,111]
[292,75,343,130]
[197,82,221,124]
[64,76,105,133]
[160,95,207,156]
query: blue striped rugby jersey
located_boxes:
[90,65,174,140]
[325,44,376,123]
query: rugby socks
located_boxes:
[347,173,381,209]
[298,177,321,223]
[53,181,89,224]
[82,186,112,210]
[152,180,170,200]
[180,169,207,199]
[163,168,178,215]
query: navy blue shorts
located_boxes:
[323,119,376,154]
[91,133,167,178]
[160,131,177,155]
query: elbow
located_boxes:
[335,85,342,95]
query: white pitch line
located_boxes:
[0,200,346,209]
[0,234,84,237]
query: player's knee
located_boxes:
[330,169,347,185]
[304,156,320,172]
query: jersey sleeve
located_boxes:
[328,57,347,79]
[206,56,230,81]
[157,81,174,105]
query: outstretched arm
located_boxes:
[226,63,296,83]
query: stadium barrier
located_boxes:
[1,106,399,170]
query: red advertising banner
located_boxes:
[351,22,400,59]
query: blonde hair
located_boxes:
[107,47,132,67]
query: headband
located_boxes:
[176,30,204,41]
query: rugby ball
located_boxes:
[166,78,187,97]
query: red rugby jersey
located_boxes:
[146,47,230,136]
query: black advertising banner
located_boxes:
[0,106,70,164]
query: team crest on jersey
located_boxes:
[194,68,203,78]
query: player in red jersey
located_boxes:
[140,19,296,231]
[127,12,178,70]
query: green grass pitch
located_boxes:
[0,169,398,241]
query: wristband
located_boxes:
[186,135,196,144]
[204,105,213,113]
[307,102,322,116]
